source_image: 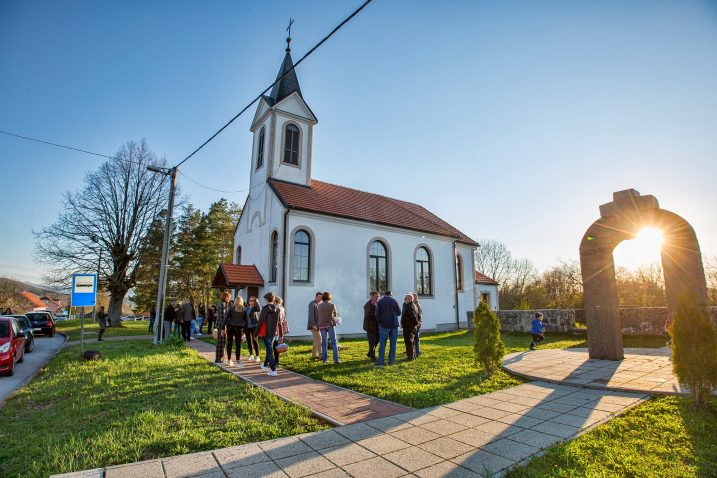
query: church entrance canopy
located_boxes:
[212,264,264,290]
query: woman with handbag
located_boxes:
[226,296,247,367]
[245,297,261,362]
[269,297,290,367]
[317,291,340,364]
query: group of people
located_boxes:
[213,291,288,377]
[153,302,221,342]
[361,290,423,366]
[306,291,342,364]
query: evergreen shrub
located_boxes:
[473,301,505,376]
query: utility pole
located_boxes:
[148,166,178,345]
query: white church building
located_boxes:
[213,43,479,336]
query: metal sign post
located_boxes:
[71,273,97,353]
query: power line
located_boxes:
[0,129,115,159]
[177,170,263,194]
[174,0,373,169]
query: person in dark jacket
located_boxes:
[256,292,281,376]
[206,305,216,336]
[180,301,194,342]
[244,297,261,362]
[198,304,206,334]
[375,290,401,366]
[214,292,231,363]
[363,291,380,361]
[307,292,322,360]
[96,306,108,341]
[163,302,177,341]
[226,297,247,366]
[148,307,156,333]
[401,294,419,360]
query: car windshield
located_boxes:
[16,318,30,328]
[0,321,9,337]
[27,313,49,321]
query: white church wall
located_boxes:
[282,211,476,336]
[456,245,477,326]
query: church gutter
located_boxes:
[281,207,290,303]
[453,238,460,330]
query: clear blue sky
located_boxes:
[1,0,716,283]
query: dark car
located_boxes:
[0,317,26,376]
[6,315,34,353]
[25,311,55,337]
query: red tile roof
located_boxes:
[268,179,478,246]
[213,264,264,288]
[19,291,47,309]
[474,271,499,285]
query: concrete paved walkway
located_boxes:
[188,339,412,426]
[0,334,66,406]
[502,347,689,395]
[52,381,648,478]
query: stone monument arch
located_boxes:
[579,189,708,360]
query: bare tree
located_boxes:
[34,140,169,326]
[474,239,516,285]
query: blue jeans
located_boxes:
[263,336,277,371]
[321,327,339,363]
[377,326,398,366]
[414,325,421,356]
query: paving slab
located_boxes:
[50,378,651,478]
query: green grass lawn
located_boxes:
[204,330,665,409]
[56,318,151,341]
[507,396,717,478]
[0,340,327,478]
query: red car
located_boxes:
[0,317,26,376]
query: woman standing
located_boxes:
[245,297,261,362]
[401,294,419,360]
[214,292,232,364]
[317,291,340,364]
[411,293,423,358]
[255,292,282,377]
[226,297,247,367]
[206,305,216,336]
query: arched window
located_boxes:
[235,245,242,265]
[293,230,310,282]
[283,124,300,165]
[455,253,463,290]
[369,241,388,293]
[256,126,265,169]
[415,247,432,296]
[270,231,279,283]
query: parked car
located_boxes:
[6,315,34,353]
[54,314,69,322]
[0,317,26,376]
[25,311,56,337]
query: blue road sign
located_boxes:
[71,273,97,307]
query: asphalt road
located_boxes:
[0,334,65,405]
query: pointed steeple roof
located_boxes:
[268,45,302,104]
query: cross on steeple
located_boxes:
[286,18,294,52]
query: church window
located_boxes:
[235,245,242,265]
[369,241,388,293]
[283,124,300,165]
[293,230,310,282]
[256,127,265,169]
[415,247,432,296]
[455,253,463,291]
[270,231,279,283]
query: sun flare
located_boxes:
[613,227,664,270]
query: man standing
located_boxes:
[411,293,423,357]
[215,292,232,363]
[180,301,194,342]
[375,290,401,366]
[363,291,379,361]
[163,301,177,341]
[97,306,108,341]
[307,292,322,360]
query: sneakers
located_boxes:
[228,360,235,367]
[254,356,262,363]
[260,364,267,370]
[249,355,255,361]
[267,370,278,377]
[214,359,223,364]
[236,360,243,367]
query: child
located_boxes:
[529,312,546,350]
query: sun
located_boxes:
[613,227,664,270]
